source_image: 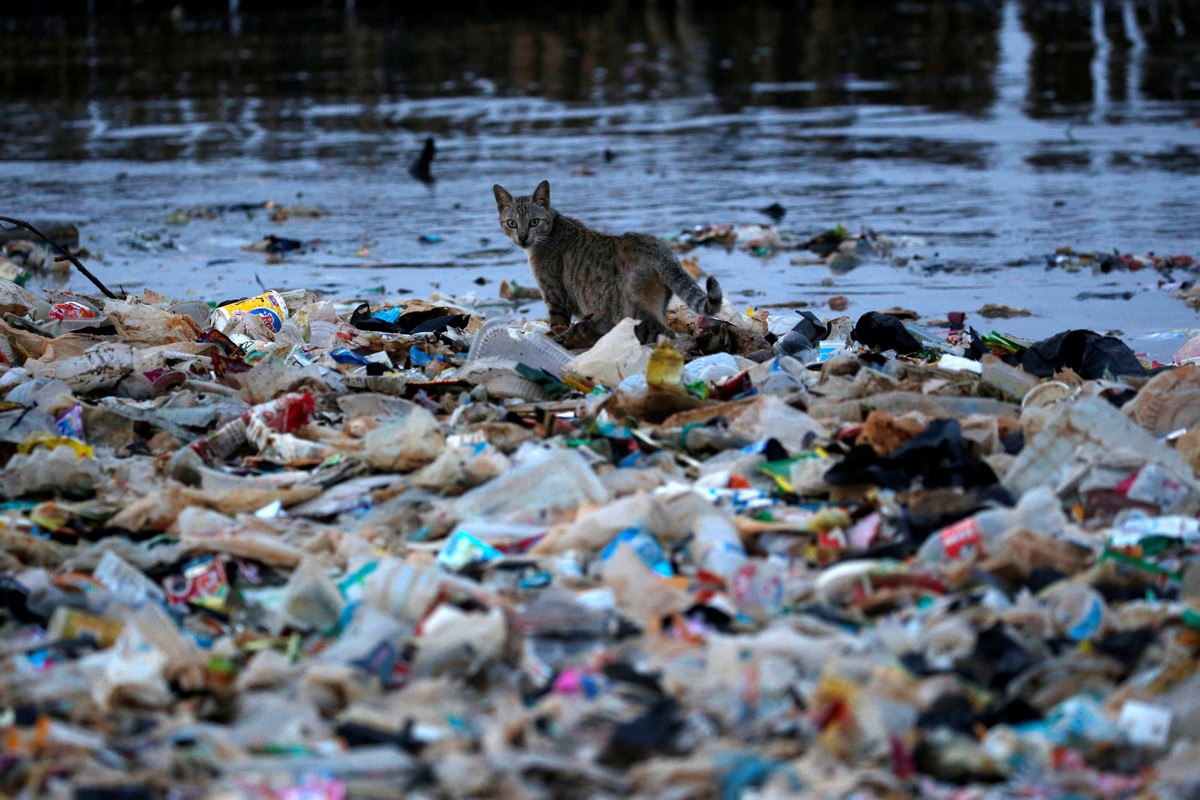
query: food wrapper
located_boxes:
[164,556,231,613]
[599,528,673,577]
[48,607,123,648]
[48,300,96,321]
[436,530,503,571]
[16,434,94,459]
[210,290,288,333]
[55,403,85,440]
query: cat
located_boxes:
[492,180,722,343]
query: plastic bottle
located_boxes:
[917,486,1066,564]
[1045,584,1107,641]
[646,337,684,391]
[92,550,167,609]
[730,557,788,620]
[692,513,747,580]
[363,558,452,626]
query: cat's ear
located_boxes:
[493,184,513,210]
[532,180,551,208]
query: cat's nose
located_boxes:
[518,234,528,246]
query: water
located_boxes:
[1,0,1198,359]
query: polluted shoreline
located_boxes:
[2,223,1200,800]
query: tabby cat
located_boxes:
[493,180,722,342]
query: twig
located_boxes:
[0,215,119,299]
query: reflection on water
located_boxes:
[0,0,1198,358]
[2,0,1197,161]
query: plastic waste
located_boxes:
[646,337,684,391]
[598,527,673,577]
[1021,328,1146,380]
[47,606,124,648]
[773,310,831,360]
[1119,700,1173,747]
[566,318,649,387]
[0,443,100,498]
[1122,363,1200,436]
[361,401,445,472]
[682,352,741,386]
[691,512,747,581]
[1043,583,1107,641]
[24,342,138,393]
[467,316,575,379]
[413,604,506,677]
[2,273,1200,799]
[92,550,167,608]
[360,558,454,625]
[448,447,610,526]
[281,558,345,631]
[209,289,289,334]
[917,485,1066,563]
[1005,397,1199,505]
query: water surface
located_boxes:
[1,0,1198,359]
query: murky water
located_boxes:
[1,0,1198,359]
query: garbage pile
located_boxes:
[666,221,888,265]
[3,276,1200,800]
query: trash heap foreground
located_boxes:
[2,282,1200,800]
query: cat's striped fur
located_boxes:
[493,180,722,342]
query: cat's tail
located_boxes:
[657,257,723,315]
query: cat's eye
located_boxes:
[506,220,516,228]
[529,219,539,227]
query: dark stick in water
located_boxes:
[0,215,119,299]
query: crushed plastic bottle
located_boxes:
[917,485,1067,563]
[691,512,747,580]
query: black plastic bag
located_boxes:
[824,418,998,491]
[851,311,922,355]
[1020,329,1146,379]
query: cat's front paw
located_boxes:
[634,318,673,345]
[556,316,611,349]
